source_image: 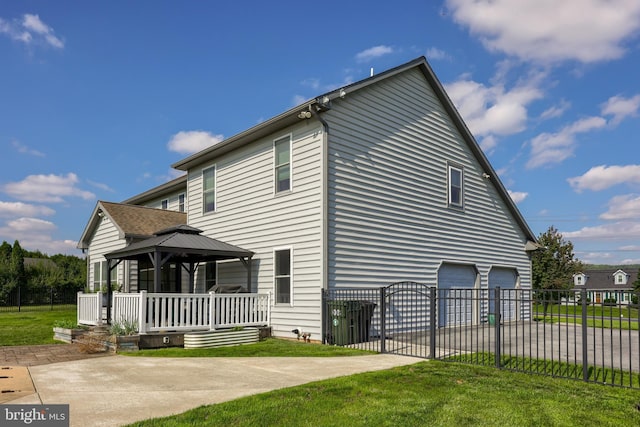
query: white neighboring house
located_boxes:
[78,57,538,338]
[573,269,639,305]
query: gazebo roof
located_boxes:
[105,224,254,262]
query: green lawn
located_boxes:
[0,307,77,346]
[127,338,375,358]
[126,360,640,427]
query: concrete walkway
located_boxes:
[9,354,422,427]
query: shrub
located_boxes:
[109,318,138,336]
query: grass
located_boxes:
[0,307,77,346]
[126,338,376,357]
[534,303,639,319]
[126,360,640,427]
[447,352,640,388]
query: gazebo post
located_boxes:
[154,250,161,292]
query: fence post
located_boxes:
[138,291,147,334]
[96,291,102,325]
[581,288,588,382]
[430,286,437,359]
[209,291,216,331]
[494,287,501,369]
[321,290,327,344]
[379,286,386,354]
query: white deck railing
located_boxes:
[78,291,271,334]
[77,291,102,325]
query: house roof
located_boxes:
[170,56,537,245]
[575,269,639,290]
[121,174,187,205]
[105,224,254,262]
[77,201,187,250]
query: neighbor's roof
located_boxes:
[576,269,639,290]
[170,56,537,245]
[77,201,187,249]
[105,224,254,261]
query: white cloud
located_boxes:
[11,139,45,157]
[507,190,528,204]
[563,221,640,240]
[0,217,78,255]
[540,100,571,120]
[355,45,394,62]
[0,201,55,218]
[426,47,450,61]
[446,77,542,140]
[526,116,606,169]
[600,194,640,220]
[87,180,115,193]
[0,13,64,49]
[167,131,224,155]
[601,94,640,125]
[2,173,95,203]
[568,165,640,192]
[446,0,640,63]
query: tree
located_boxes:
[531,226,583,314]
[10,240,26,288]
[633,268,640,292]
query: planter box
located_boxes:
[108,335,140,352]
[184,328,259,349]
[53,327,88,344]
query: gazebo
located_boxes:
[103,224,254,322]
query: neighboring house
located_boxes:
[78,56,538,338]
[573,269,639,304]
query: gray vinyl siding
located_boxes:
[87,216,127,291]
[139,190,187,212]
[186,120,324,338]
[326,68,531,291]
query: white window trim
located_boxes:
[202,165,217,214]
[178,193,186,213]
[161,199,168,210]
[447,163,464,208]
[273,246,293,306]
[273,134,293,195]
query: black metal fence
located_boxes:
[0,286,79,312]
[322,283,640,389]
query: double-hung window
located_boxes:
[202,166,216,213]
[93,261,116,292]
[274,248,292,304]
[448,164,463,208]
[178,194,185,212]
[274,135,291,193]
[161,199,168,210]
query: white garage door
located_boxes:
[438,264,477,327]
[488,268,518,322]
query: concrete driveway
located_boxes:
[10,354,421,426]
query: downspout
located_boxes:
[309,105,330,292]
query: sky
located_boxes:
[1,0,639,265]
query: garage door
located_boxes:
[438,264,477,327]
[488,268,518,322]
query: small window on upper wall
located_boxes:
[161,199,168,210]
[274,135,291,193]
[178,194,185,212]
[448,164,463,208]
[202,166,216,213]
